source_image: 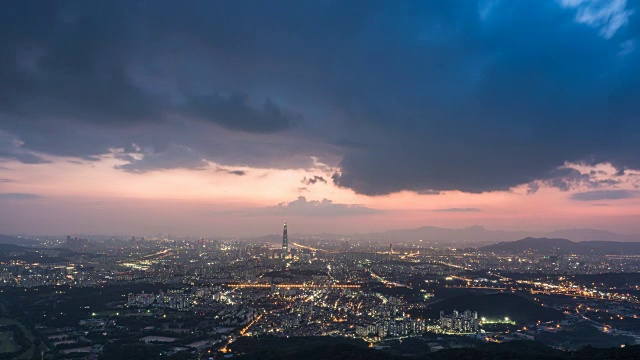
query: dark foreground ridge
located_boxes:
[230,337,640,360]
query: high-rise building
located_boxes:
[282,222,288,257]
[439,309,479,333]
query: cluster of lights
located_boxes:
[227,283,361,289]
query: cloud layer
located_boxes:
[570,189,638,201]
[1,0,640,196]
[222,196,382,217]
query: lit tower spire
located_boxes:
[282,222,288,257]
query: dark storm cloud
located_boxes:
[528,167,622,193]
[184,92,299,133]
[302,176,327,185]
[0,132,50,164]
[0,1,162,126]
[570,190,638,201]
[115,144,209,173]
[432,208,481,213]
[1,0,640,194]
[0,150,49,164]
[326,1,640,195]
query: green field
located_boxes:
[0,331,18,353]
[0,318,36,359]
[0,318,34,341]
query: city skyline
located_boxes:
[3,2,640,358]
[2,0,640,236]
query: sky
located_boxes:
[2,0,640,237]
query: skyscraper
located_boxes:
[282,222,288,257]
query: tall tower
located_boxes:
[282,222,288,257]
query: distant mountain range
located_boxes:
[4,225,640,247]
[480,237,640,255]
[362,226,640,245]
[286,226,640,246]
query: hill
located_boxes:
[0,234,37,246]
[546,228,637,242]
[582,241,640,254]
[0,243,25,252]
[0,243,68,263]
[285,227,639,246]
[409,293,563,324]
[480,237,582,254]
[480,237,640,255]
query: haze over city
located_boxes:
[5,2,640,360]
[2,0,640,237]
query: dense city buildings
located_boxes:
[3,1,640,359]
[439,310,479,333]
[1,230,640,359]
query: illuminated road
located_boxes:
[446,286,506,290]
[240,314,262,336]
[507,277,639,304]
[367,269,411,288]
[118,248,175,265]
[140,249,173,260]
[225,283,361,289]
[436,261,472,271]
[528,290,638,303]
